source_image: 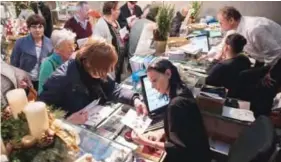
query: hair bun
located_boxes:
[240,36,247,46]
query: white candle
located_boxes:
[0,137,7,155]
[6,88,28,119]
[23,102,49,139]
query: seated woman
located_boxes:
[132,59,211,162]
[10,14,53,91]
[38,29,76,94]
[38,39,147,124]
[206,33,251,98]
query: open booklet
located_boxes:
[222,106,255,122]
[80,99,121,128]
[121,109,152,134]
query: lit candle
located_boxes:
[6,89,28,119]
[23,102,49,139]
[1,136,7,155]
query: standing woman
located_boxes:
[10,14,53,91]
[94,1,125,83]
[30,1,53,38]
[132,59,211,162]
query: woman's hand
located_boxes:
[262,73,276,88]
[131,131,151,146]
[145,131,163,142]
[134,98,148,116]
[67,111,88,125]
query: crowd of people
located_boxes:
[1,1,281,162]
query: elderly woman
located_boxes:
[10,14,53,91]
[38,38,147,124]
[94,1,125,83]
[38,29,76,94]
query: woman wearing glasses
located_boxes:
[132,59,211,162]
[38,29,76,94]
[10,14,53,90]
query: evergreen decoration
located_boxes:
[154,4,175,41]
[190,1,202,20]
[1,106,75,162]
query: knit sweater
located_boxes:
[64,17,92,40]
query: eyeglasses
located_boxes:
[30,25,44,29]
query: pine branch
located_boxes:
[155,4,175,41]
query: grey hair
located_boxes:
[51,29,76,48]
[76,1,88,11]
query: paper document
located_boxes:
[119,27,129,40]
[81,99,117,127]
[126,15,137,24]
[121,109,152,134]
[222,106,255,122]
[81,99,100,114]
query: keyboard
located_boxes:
[145,119,164,132]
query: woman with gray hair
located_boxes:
[38,29,76,94]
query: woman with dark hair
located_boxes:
[10,14,53,90]
[206,33,251,98]
[38,38,147,124]
[132,59,211,162]
[30,1,53,38]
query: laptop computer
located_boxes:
[140,75,170,131]
[188,34,210,54]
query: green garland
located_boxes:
[1,108,69,162]
[9,137,68,162]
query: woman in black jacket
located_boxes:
[38,38,147,124]
[206,33,251,98]
[132,59,211,162]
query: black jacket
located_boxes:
[206,55,251,98]
[164,87,211,162]
[38,59,138,116]
[169,12,185,37]
[118,3,143,29]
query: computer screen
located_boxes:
[142,76,170,113]
[189,35,210,53]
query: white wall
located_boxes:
[88,1,281,25]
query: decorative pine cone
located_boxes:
[1,110,12,121]
[37,130,55,148]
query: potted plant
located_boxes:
[153,4,175,56]
[190,1,202,23]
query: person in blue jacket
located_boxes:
[10,14,53,90]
